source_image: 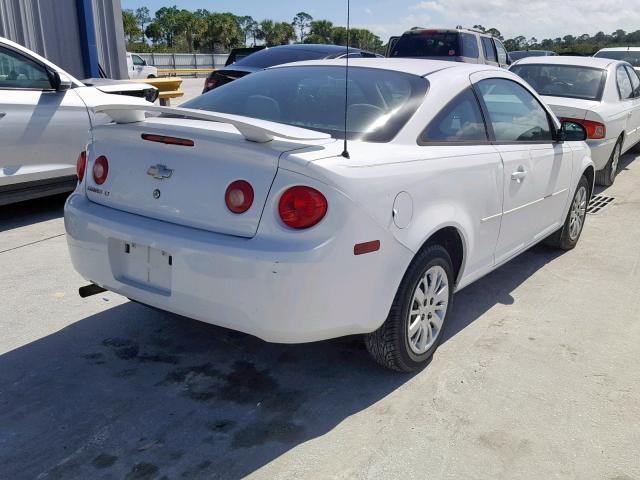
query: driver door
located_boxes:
[473,76,572,264]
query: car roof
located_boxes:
[400,27,488,36]
[597,46,640,52]
[513,55,615,68]
[270,57,505,77]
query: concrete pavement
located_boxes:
[1,152,639,479]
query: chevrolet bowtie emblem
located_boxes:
[147,164,173,180]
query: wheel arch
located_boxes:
[414,224,467,286]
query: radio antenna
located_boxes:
[341,0,351,159]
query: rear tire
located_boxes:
[544,175,589,250]
[365,244,454,372]
[596,138,622,186]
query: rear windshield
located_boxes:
[510,64,606,101]
[509,51,551,61]
[390,32,460,58]
[182,66,428,142]
[594,50,640,67]
[232,47,337,69]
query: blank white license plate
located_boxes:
[109,239,172,295]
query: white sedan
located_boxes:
[0,36,154,205]
[65,59,594,371]
[511,56,640,186]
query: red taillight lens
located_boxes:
[278,186,328,229]
[76,151,87,182]
[560,118,606,140]
[204,76,219,92]
[225,180,254,214]
[92,155,109,185]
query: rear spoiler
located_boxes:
[92,104,332,143]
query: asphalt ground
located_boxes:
[1,150,639,479]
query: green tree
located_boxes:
[306,20,334,44]
[122,10,141,42]
[273,22,296,45]
[206,13,243,53]
[145,21,164,45]
[237,16,258,46]
[134,7,151,42]
[292,12,313,42]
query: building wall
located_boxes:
[0,0,127,79]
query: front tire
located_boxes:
[596,138,622,186]
[365,244,454,372]
[545,175,589,250]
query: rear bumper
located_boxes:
[587,138,617,171]
[64,194,412,343]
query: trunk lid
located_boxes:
[87,117,334,237]
[540,95,601,121]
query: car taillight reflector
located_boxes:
[354,240,381,256]
[93,156,109,185]
[141,133,194,147]
[560,117,606,140]
[278,186,328,229]
[204,77,219,92]
[76,151,87,182]
[225,180,254,214]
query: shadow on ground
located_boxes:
[0,241,565,479]
[0,193,68,232]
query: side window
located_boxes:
[494,40,508,65]
[460,33,479,59]
[132,55,144,66]
[421,88,487,143]
[624,65,640,97]
[481,37,497,62]
[617,65,633,99]
[0,46,51,89]
[477,78,553,142]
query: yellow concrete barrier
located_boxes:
[158,68,215,77]
[139,77,184,106]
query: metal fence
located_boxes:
[135,53,230,74]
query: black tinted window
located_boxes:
[594,50,640,67]
[233,47,334,69]
[481,37,497,62]
[461,34,479,58]
[510,64,606,101]
[183,66,428,143]
[0,47,51,89]
[477,78,552,142]
[391,32,459,57]
[422,88,487,142]
[617,65,633,99]
[625,65,640,96]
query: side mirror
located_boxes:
[51,71,72,92]
[560,120,587,142]
[142,59,147,66]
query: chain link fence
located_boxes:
[134,53,230,76]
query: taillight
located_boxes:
[204,76,219,92]
[93,156,109,185]
[278,186,328,229]
[76,151,87,182]
[560,117,606,140]
[225,180,254,214]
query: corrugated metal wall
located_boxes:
[0,0,127,79]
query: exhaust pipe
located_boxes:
[79,283,107,298]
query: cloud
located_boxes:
[405,0,640,40]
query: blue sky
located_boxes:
[120,0,640,42]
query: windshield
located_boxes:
[594,50,640,67]
[390,32,459,57]
[232,47,338,69]
[182,66,428,142]
[510,64,606,101]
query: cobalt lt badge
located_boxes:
[153,189,161,199]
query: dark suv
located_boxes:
[387,28,511,68]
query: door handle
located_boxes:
[511,168,527,183]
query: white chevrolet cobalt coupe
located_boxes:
[65,59,594,371]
